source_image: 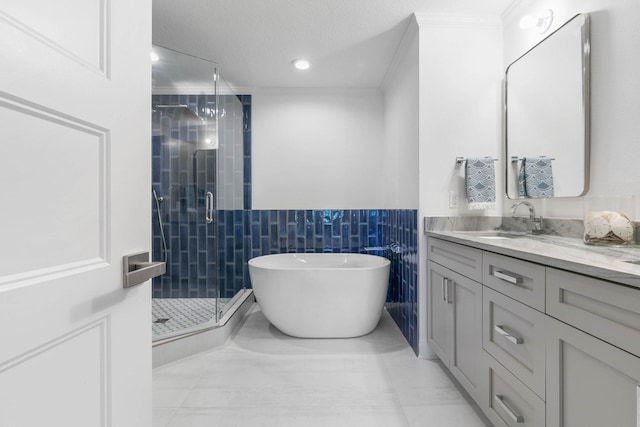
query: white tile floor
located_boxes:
[153,304,491,427]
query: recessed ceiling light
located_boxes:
[292,58,311,70]
[150,51,160,62]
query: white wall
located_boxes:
[503,0,640,219]
[418,14,504,219]
[251,88,384,209]
[381,21,420,209]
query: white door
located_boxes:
[0,1,152,426]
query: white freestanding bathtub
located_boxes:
[248,253,391,338]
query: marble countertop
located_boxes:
[426,229,640,289]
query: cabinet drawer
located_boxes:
[547,268,640,358]
[427,237,482,282]
[483,252,545,311]
[481,351,545,427]
[483,287,546,399]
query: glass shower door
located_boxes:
[214,76,247,318]
[151,46,221,340]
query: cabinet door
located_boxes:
[450,271,483,402]
[427,261,450,363]
[547,318,640,427]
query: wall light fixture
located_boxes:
[519,9,554,34]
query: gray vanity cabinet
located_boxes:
[427,252,483,403]
[426,234,640,427]
[546,317,640,427]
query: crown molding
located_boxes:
[252,87,382,97]
[381,14,419,89]
[414,12,501,29]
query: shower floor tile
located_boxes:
[152,298,231,337]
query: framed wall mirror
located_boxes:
[505,13,590,199]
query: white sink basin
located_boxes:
[457,230,529,240]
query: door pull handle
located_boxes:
[123,251,166,288]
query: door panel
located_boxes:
[0,95,107,282]
[0,0,107,73]
[1,318,108,426]
[0,1,151,426]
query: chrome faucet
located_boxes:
[511,201,543,234]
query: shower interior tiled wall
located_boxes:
[152,94,419,353]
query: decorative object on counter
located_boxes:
[517,156,555,198]
[584,211,634,245]
[583,196,635,246]
[464,157,497,210]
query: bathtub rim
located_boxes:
[248,252,390,271]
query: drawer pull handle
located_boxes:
[442,277,447,301]
[495,394,524,423]
[494,325,524,344]
[493,269,524,285]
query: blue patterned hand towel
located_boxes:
[465,157,496,210]
[519,157,554,198]
[518,161,527,196]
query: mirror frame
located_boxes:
[504,13,591,199]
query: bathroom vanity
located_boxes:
[425,225,640,427]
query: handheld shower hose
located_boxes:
[152,189,168,263]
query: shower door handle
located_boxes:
[205,191,214,224]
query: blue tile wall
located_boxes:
[238,95,252,210]
[151,94,242,299]
[151,94,217,299]
[385,210,418,353]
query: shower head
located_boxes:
[155,104,203,123]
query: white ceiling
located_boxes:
[152,0,513,89]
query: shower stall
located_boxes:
[151,45,248,341]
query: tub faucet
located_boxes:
[511,201,543,234]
